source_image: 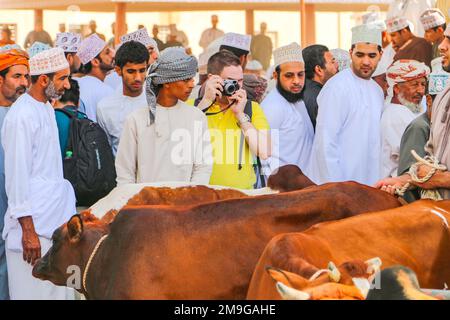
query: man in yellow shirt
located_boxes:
[193,50,271,189]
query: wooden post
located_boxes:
[34,9,43,27]
[300,0,306,47]
[245,9,254,35]
[115,2,127,45]
[305,4,316,46]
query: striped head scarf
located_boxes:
[145,47,198,125]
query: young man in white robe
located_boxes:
[260,42,315,177]
[75,34,115,121]
[309,24,385,186]
[104,28,159,91]
[375,25,450,200]
[0,48,29,300]
[115,47,213,185]
[97,41,149,155]
[380,60,430,178]
[1,48,76,299]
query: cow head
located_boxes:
[267,258,382,300]
[32,210,109,290]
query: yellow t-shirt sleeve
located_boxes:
[250,101,270,131]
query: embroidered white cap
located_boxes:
[221,32,251,52]
[246,60,263,71]
[420,9,446,31]
[56,32,82,53]
[362,11,387,31]
[386,16,410,33]
[77,34,106,65]
[273,42,304,68]
[429,57,450,95]
[120,28,158,52]
[29,47,69,76]
[351,24,382,47]
[0,44,21,52]
[27,42,51,58]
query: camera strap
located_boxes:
[203,101,236,116]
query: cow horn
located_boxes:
[352,277,371,299]
[276,282,311,300]
[365,257,382,274]
[327,261,341,282]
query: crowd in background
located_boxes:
[0,7,449,300]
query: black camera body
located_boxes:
[222,79,240,96]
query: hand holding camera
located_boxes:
[230,88,247,118]
[203,75,224,102]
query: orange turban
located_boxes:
[0,49,29,72]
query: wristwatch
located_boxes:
[237,113,251,127]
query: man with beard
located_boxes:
[0,48,29,300]
[97,41,149,155]
[380,60,430,178]
[260,42,314,177]
[376,25,450,201]
[193,50,271,189]
[116,47,212,185]
[75,34,115,121]
[1,48,75,299]
[309,24,384,186]
[302,44,338,129]
[387,16,432,68]
[55,32,82,74]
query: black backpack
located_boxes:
[56,108,117,207]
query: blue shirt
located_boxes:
[54,106,85,158]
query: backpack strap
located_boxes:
[55,108,75,118]
[193,97,202,107]
[55,106,88,119]
[238,100,253,170]
[237,101,266,188]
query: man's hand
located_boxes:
[230,89,247,118]
[411,166,448,190]
[203,75,224,103]
[19,216,41,266]
[374,175,410,196]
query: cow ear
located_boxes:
[67,214,83,243]
[265,266,309,288]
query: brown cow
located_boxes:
[94,185,250,223]
[267,165,316,192]
[247,200,450,300]
[33,182,400,299]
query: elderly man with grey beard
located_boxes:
[376,25,450,201]
[379,59,430,178]
[1,47,76,299]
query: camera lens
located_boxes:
[223,80,239,96]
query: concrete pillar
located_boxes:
[115,2,127,45]
[305,4,316,46]
[34,9,43,27]
[300,0,306,47]
[245,9,254,35]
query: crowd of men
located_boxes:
[0,7,449,300]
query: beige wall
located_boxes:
[0,9,386,55]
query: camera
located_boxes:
[222,79,240,96]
